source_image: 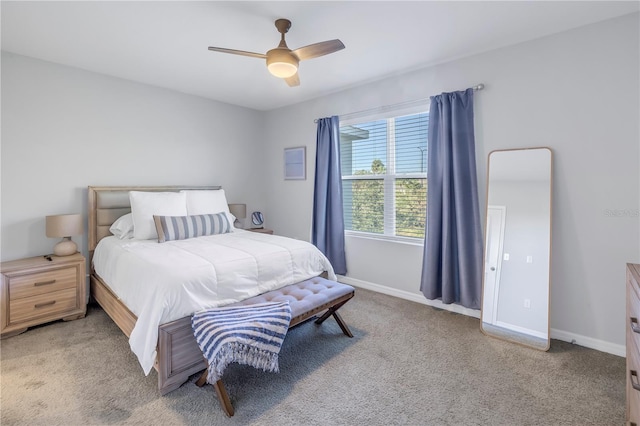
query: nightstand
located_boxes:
[247,228,274,235]
[1,253,86,338]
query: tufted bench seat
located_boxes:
[229,276,355,333]
[195,277,355,416]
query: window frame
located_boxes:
[340,104,429,244]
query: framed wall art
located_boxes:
[284,146,306,180]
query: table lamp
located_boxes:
[46,213,83,256]
[228,204,247,229]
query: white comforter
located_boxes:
[92,230,336,374]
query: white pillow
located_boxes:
[109,213,134,240]
[181,189,236,228]
[129,191,188,240]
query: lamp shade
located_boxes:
[46,214,83,238]
[46,214,82,256]
[228,204,247,220]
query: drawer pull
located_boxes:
[632,370,640,391]
[632,317,640,334]
[34,279,56,287]
[34,301,56,309]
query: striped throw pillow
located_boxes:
[153,213,231,243]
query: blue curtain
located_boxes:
[420,89,483,309]
[312,116,347,275]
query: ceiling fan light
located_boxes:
[266,49,299,78]
[268,62,297,78]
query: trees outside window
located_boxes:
[340,111,428,241]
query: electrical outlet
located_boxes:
[524,299,531,308]
[503,253,510,261]
[526,255,533,263]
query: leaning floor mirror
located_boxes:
[480,147,553,351]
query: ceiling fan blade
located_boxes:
[293,39,345,61]
[285,72,300,87]
[208,46,266,59]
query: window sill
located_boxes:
[344,231,424,247]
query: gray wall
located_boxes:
[1,52,266,262]
[2,13,638,355]
[261,13,640,354]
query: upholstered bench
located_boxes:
[195,277,355,417]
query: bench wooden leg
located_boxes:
[195,369,207,387]
[213,380,235,417]
[196,369,235,417]
[314,300,353,337]
[330,311,353,338]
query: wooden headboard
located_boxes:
[87,186,221,253]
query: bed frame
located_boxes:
[88,185,222,395]
[88,185,334,396]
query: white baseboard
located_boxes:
[336,275,481,319]
[337,275,626,358]
[550,328,625,357]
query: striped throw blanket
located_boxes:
[192,301,292,384]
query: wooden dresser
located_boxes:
[0,253,86,338]
[627,263,640,425]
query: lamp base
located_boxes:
[53,237,77,256]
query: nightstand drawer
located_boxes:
[8,266,77,300]
[9,287,78,324]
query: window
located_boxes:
[340,109,428,241]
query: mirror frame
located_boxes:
[480,147,553,351]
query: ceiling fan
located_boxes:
[208,18,345,87]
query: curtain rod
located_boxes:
[314,83,484,123]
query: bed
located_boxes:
[87,186,336,395]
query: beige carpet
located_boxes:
[0,288,625,425]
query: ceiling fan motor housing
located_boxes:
[266,48,299,78]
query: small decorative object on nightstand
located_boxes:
[251,211,264,227]
[46,213,83,256]
[0,253,86,338]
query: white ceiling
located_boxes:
[2,1,638,111]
